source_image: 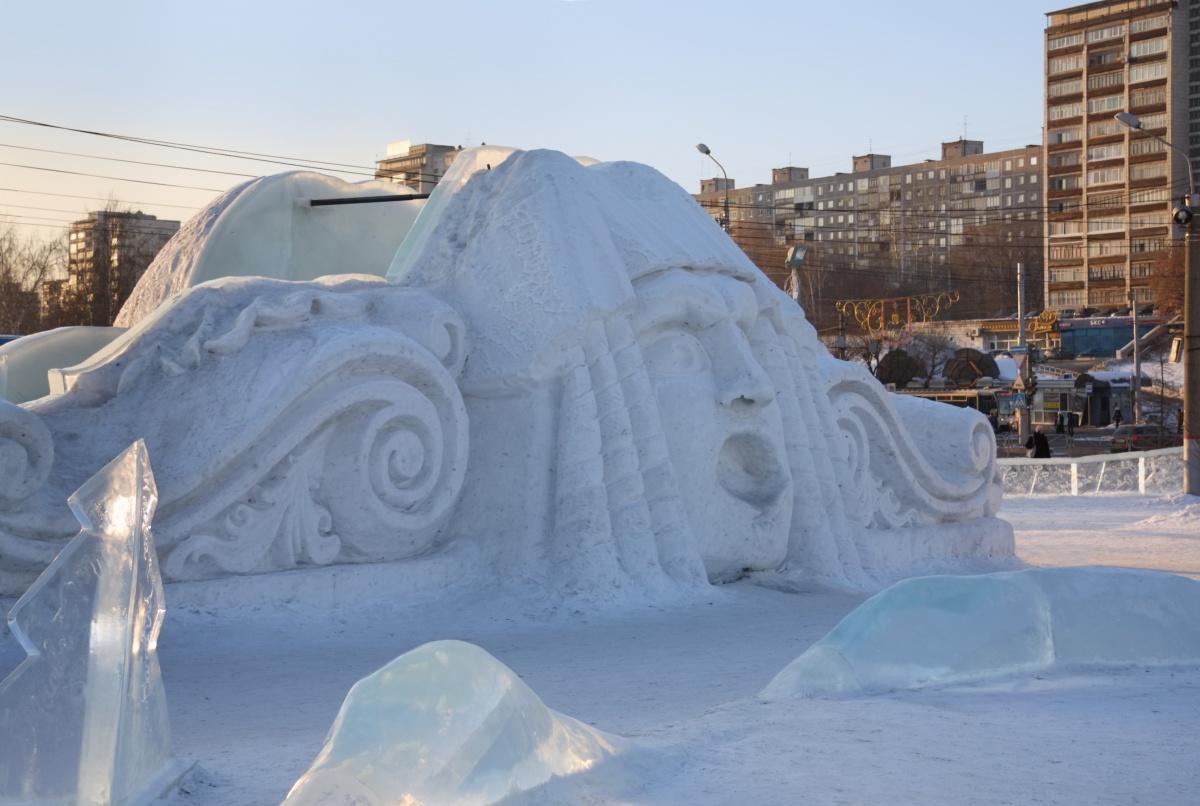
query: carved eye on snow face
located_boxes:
[642,329,712,376]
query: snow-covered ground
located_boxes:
[1004,494,1200,579]
[6,495,1197,805]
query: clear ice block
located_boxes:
[0,440,183,805]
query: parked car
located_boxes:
[1109,424,1182,453]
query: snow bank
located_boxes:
[761,567,1200,699]
[283,640,622,806]
[115,172,424,328]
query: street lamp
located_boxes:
[696,142,730,232]
[1116,111,1199,493]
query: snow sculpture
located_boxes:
[0,277,467,593]
[761,567,1200,699]
[1,146,1010,595]
[115,172,425,329]
[389,149,1011,590]
[0,326,125,405]
[283,640,621,806]
[0,440,186,804]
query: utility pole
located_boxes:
[1129,289,1141,424]
[1112,111,1197,494]
[1185,201,1199,495]
[1017,261,1031,444]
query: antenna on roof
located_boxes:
[963,115,969,140]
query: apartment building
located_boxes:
[66,210,179,326]
[374,140,462,194]
[695,140,1043,324]
[1043,0,1196,313]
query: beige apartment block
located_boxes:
[695,140,1043,323]
[1044,0,1197,313]
[375,140,462,194]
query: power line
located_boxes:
[0,186,201,210]
[0,113,451,183]
[0,161,227,192]
[0,142,259,178]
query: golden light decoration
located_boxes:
[834,290,960,337]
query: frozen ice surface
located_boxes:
[761,567,1200,699]
[0,326,124,404]
[0,440,184,804]
[283,639,622,806]
[116,172,424,328]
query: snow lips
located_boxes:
[0,441,187,804]
[284,640,622,806]
[761,567,1200,699]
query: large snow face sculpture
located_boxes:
[388,149,1012,591]
[634,268,792,577]
[0,147,1012,596]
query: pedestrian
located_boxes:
[1055,411,1065,434]
[1067,410,1076,437]
[1112,408,1123,428]
[1025,427,1051,459]
[988,409,999,432]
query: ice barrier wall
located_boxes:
[761,567,1200,699]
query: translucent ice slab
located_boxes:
[761,567,1200,699]
[0,440,185,804]
[284,639,621,806]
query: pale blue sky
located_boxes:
[1,0,1052,237]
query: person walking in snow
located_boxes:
[1025,427,1051,459]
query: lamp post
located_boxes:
[696,143,730,232]
[1115,112,1199,494]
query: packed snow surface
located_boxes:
[0,494,1182,804]
[762,567,1200,699]
[283,640,621,805]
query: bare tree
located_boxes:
[1150,244,1185,316]
[0,224,69,334]
[943,220,1042,318]
[905,332,958,387]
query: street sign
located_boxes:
[1012,392,1027,409]
[1085,382,1093,396]
[1012,376,1026,392]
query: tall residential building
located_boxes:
[67,210,179,326]
[1043,0,1196,313]
[374,140,462,193]
[695,139,1043,326]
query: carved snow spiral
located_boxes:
[0,401,53,510]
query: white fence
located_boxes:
[998,447,1183,497]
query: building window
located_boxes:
[1087,218,1124,233]
[1086,23,1125,44]
[1087,143,1123,162]
[1087,167,1123,186]
[1129,61,1168,84]
[1130,14,1168,35]
[1049,127,1081,146]
[1087,71,1123,92]
[1050,102,1083,121]
[1130,86,1167,108]
[1129,37,1168,59]
[1049,53,1084,74]
[1087,94,1124,115]
[1048,31,1084,49]
[1129,161,1167,182]
[1050,289,1085,307]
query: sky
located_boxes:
[0,0,1053,242]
